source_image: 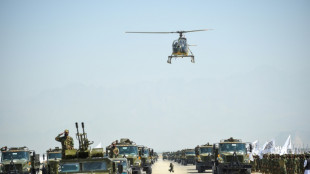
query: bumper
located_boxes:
[218,163,251,170]
[196,161,213,169]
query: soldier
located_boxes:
[304,153,310,174]
[279,155,287,174]
[108,141,119,158]
[169,163,174,173]
[55,129,74,157]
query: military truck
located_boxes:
[43,147,62,174]
[212,137,252,174]
[181,149,195,165]
[195,143,213,173]
[138,146,152,174]
[162,152,168,160]
[107,138,142,174]
[0,146,40,174]
[58,122,126,174]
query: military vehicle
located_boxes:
[181,149,195,165]
[0,146,40,174]
[212,137,252,174]
[107,138,142,174]
[162,152,168,160]
[58,122,125,174]
[195,143,213,173]
[43,147,62,174]
[138,146,152,174]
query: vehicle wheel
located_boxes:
[146,167,152,174]
[197,166,203,173]
[245,169,251,174]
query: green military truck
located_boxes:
[58,122,126,174]
[181,149,195,165]
[212,137,252,174]
[43,147,62,174]
[0,146,40,174]
[195,143,213,173]
[138,146,152,174]
[108,138,142,174]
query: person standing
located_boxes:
[304,154,310,174]
[55,129,74,157]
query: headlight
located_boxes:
[217,155,224,163]
[134,162,140,166]
[197,155,202,162]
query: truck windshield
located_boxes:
[48,153,62,159]
[143,149,149,157]
[82,162,107,171]
[200,147,212,154]
[185,151,195,155]
[219,143,246,153]
[117,146,138,156]
[60,163,80,172]
[2,151,29,161]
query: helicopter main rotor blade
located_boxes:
[125,31,176,34]
[179,29,214,33]
[126,29,214,34]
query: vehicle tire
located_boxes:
[245,168,251,174]
[146,167,152,174]
[197,166,204,173]
[212,166,217,174]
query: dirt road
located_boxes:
[151,158,262,174]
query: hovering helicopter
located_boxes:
[126,29,213,64]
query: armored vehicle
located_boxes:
[107,138,142,174]
[195,143,213,173]
[43,147,62,174]
[212,137,252,174]
[0,146,40,174]
[181,149,195,165]
[58,122,125,174]
[138,146,152,174]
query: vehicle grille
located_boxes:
[4,164,23,173]
[127,158,134,166]
[225,155,244,163]
[201,156,211,162]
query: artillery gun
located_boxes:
[58,122,126,174]
[212,137,252,174]
[0,146,40,174]
[195,143,213,173]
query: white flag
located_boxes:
[252,140,260,155]
[262,139,275,154]
[280,135,292,155]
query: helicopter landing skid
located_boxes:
[167,55,195,64]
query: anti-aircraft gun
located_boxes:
[212,137,252,174]
[107,138,143,174]
[195,143,213,173]
[58,122,125,174]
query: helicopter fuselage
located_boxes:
[172,37,189,56]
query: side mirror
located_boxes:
[249,144,253,153]
[117,164,123,174]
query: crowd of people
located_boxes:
[251,153,310,174]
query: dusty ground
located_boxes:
[152,158,262,174]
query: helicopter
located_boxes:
[126,29,213,64]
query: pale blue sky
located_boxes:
[0,0,309,154]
